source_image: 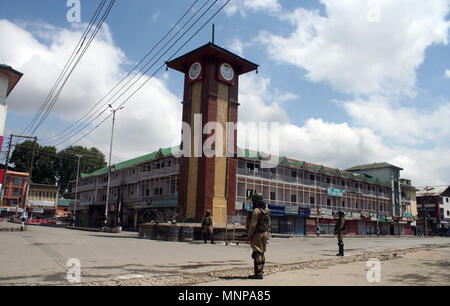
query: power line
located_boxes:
[41,0,209,146]
[30,0,116,136]
[23,0,116,136]
[22,0,108,136]
[57,0,228,148]
[40,0,202,145]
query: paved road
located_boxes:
[0,225,449,285]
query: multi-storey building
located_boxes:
[28,183,59,219]
[74,147,405,235]
[1,171,29,211]
[416,185,450,234]
[400,179,418,234]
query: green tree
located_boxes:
[57,146,107,197]
[9,140,58,185]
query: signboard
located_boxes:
[244,203,253,211]
[320,208,333,216]
[370,213,378,221]
[360,210,369,217]
[235,202,243,210]
[28,200,56,208]
[285,206,298,216]
[298,207,311,217]
[268,205,285,216]
[32,207,44,214]
[352,212,361,220]
[327,188,344,197]
[310,208,319,217]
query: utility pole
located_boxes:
[24,137,38,217]
[0,134,13,203]
[104,104,124,230]
[74,154,82,227]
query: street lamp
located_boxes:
[104,104,124,230]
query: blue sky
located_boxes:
[0,0,450,186]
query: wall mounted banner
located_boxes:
[327,188,344,197]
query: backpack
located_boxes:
[257,208,271,231]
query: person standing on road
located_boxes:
[201,210,215,244]
[246,193,271,280]
[334,211,346,256]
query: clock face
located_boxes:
[189,62,202,80]
[220,63,234,81]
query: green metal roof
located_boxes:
[346,162,403,171]
[81,146,180,179]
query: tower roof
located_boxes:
[167,42,258,75]
[0,64,23,97]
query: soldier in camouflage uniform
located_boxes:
[334,211,346,256]
[201,210,215,244]
[246,193,271,279]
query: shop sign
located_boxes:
[320,208,333,216]
[285,206,298,216]
[327,188,344,197]
[352,212,361,220]
[298,207,311,217]
[33,207,44,214]
[310,208,319,217]
[370,213,378,221]
[268,205,285,216]
[360,210,369,217]
[244,203,253,211]
[306,219,316,226]
[235,202,243,210]
[403,212,414,217]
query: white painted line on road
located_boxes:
[116,274,145,280]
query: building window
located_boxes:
[310,174,315,181]
[291,194,297,203]
[342,200,345,207]
[291,171,297,178]
[327,177,331,184]
[310,197,315,204]
[247,189,254,198]
[270,192,276,201]
[356,202,359,209]
[327,199,331,207]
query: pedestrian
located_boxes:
[20,216,25,232]
[246,193,271,279]
[201,210,215,244]
[334,211,345,256]
[377,226,380,237]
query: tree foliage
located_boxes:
[57,146,107,197]
[9,141,106,197]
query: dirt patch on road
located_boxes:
[87,243,450,286]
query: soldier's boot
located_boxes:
[337,241,344,256]
[210,233,215,244]
[249,253,264,279]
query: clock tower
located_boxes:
[167,43,258,224]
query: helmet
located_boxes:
[252,192,263,204]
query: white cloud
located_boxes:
[341,95,450,145]
[225,0,281,17]
[0,19,182,164]
[445,69,450,78]
[258,0,450,96]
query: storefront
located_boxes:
[306,208,319,235]
[318,208,335,235]
[269,204,286,233]
[345,212,359,235]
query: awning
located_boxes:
[150,199,178,208]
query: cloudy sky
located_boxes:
[0,0,449,187]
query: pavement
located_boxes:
[0,221,25,232]
[0,225,449,286]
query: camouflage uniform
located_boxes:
[201,210,215,244]
[247,193,271,279]
[334,211,346,256]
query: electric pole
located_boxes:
[74,154,82,227]
[0,134,13,203]
[104,104,124,230]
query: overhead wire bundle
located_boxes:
[38,0,232,149]
[21,0,116,137]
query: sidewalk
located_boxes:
[0,221,26,232]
